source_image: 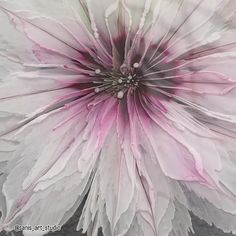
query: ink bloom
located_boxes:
[0,0,236,235]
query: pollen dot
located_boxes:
[118,78,123,84]
[95,69,101,74]
[117,91,124,99]
[94,88,100,93]
[133,62,139,68]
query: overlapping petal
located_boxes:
[0,0,236,236]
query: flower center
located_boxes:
[93,63,141,99]
[72,39,183,102]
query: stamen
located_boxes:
[92,70,139,99]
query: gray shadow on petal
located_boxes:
[190,213,236,236]
[0,208,235,236]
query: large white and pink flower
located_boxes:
[0,0,236,235]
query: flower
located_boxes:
[0,0,236,235]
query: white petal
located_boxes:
[184,185,236,234]
[0,9,37,63]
